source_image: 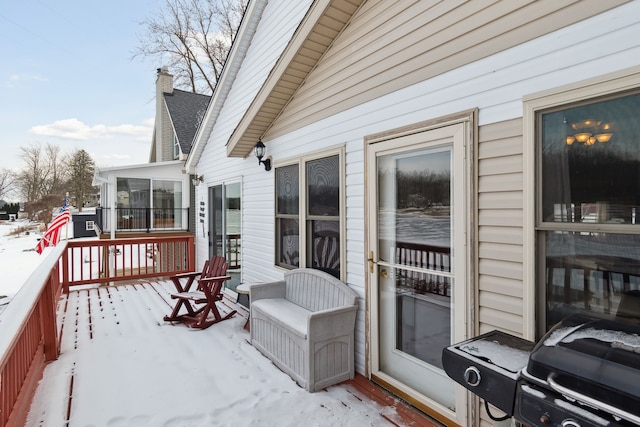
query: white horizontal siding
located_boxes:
[261,1,640,371]
[268,0,629,137]
[207,0,314,149]
[193,0,640,386]
[193,0,313,278]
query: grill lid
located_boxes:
[526,314,640,420]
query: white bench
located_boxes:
[249,269,358,392]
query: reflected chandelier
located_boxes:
[565,118,613,146]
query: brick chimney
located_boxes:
[156,66,173,95]
[154,66,174,162]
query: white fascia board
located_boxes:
[184,0,269,174]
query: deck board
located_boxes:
[27,281,440,426]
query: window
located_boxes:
[116,177,183,230]
[85,220,95,231]
[153,180,183,229]
[173,133,180,159]
[536,89,640,333]
[275,151,343,279]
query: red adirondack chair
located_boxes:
[163,256,236,329]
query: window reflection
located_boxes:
[539,90,640,331]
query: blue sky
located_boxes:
[0,0,163,172]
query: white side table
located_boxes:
[236,283,252,296]
[236,283,260,330]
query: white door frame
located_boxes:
[365,114,475,426]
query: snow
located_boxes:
[560,328,640,350]
[0,219,47,309]
[0,221,412,426]
[460,339,530,372]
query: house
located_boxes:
[150,66,211,163]
[184,1,640,425]
[94,68,211,238]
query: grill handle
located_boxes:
[547,374,640,425]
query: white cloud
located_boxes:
[29,118,153,142]
[3,73,48,88]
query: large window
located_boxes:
[275,151,343,279]
[116,177,183,230]
[537,89,640,333]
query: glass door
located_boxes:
[368,123,469,425]
[209,182,242,290]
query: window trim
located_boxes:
[173,132,180,160]
[523,65,640,340]
[274,146,346,281]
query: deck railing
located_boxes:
[96,207,190,233]
[394,241,451,297]
[0,235,195,427]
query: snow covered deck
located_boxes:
[26,280,439,426]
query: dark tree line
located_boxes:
[394,170,450,210]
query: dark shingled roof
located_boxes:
[164,89,211,155]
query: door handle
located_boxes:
[380,269,388,279]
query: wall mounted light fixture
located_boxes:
[254,139,272,171]
[192,175,204,185]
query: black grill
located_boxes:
[443,315,640,426]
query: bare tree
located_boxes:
[134,0,248,94]
[16,143,69,202]
[17,143,46,202]
[0,169,15,201]
[42,143,68,196]
[67,149,96,211]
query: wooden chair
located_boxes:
[163,256,236,328]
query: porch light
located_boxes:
[192,175,204,185]
[254,139,272,171]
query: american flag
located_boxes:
[35,195,70,254]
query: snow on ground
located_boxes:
[27,282,401,427]
[0,219,46,307]
[2,219,411,427]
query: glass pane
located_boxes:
[117,178,150,208]
[541,92,640,224]
[307,155,339,216]
[277,218,299,268]
[378,147,453,370]
[225,182,241,290]
[377,149,451,268]
[276,164,299,215]
[116,178,150,230]
[308,220,340,278]
[392,267,452,369]
[545,231,640,329]
[153,180,182,229]
[210,185,223,257]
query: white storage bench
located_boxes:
[249,269,358,392]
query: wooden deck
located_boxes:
[26,281,442,426]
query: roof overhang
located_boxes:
[226,0,365,158]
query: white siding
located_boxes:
[193,0,314,277]
[194,0,640,384]
[270,3,640,373]
[267,0,628,138]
